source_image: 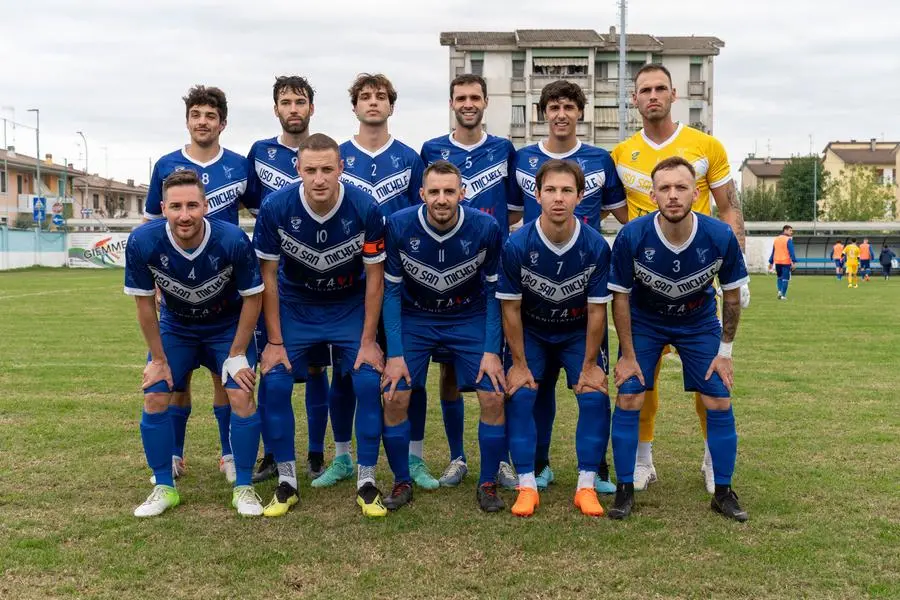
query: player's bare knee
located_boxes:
[384,390,411,425]
[211,372,229,407]
[227,389,255,417]
[144,392,171,413]
[616,393,644,410]
[170,390,191,408]
[477,391,505,424]
[701,395,731,411]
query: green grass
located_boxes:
[0,269,898,599]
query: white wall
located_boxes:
[0,251,66,270]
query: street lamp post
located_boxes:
[27,108,40,229]
[77,130,89,215]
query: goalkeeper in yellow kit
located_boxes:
[608,64,748,494]
[843,239,861,288]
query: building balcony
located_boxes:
[530,121,593,137]
[594,78,634,97]
[530,74,592,93]
[690,121,707,133]
[687,80,706,98]
[511,77,526,93]
[509,123,526,138]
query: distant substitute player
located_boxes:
[253,134,388,518]
[843,238,861,288]
[509,80,625,494]
[419,74,519,489]
[312,74,425,490]
[380,160,507,512]
[244,75,331,483]
[143,85,253,485]
[832,240,845,280]
[768,225,797,300]
[608,156,749,522]
[611,64,748,494]
[859,238,873,282]
[126,170,264,517]
[499,159,613,518]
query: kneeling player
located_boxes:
[608,156,748,522]
[381,160,507,512]
[126,170,264,517]
[498,159,613,518]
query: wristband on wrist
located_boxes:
[267,341,284,346]
[718,341,733,358]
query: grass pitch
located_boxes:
[0,269,898,599]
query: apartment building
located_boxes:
[439,28,724,149]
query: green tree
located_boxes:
[823,166,896,221]
[777,156,828,221]
[740,185,788,221]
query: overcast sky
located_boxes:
[1,0,897,186]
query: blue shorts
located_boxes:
[145,322,258,394]
[276,300,364,377]
[861,259,871,269]
[507,328,608,388]
[834,259,844,268]
[619,316,728,398]
[254,313,331,379]
[393,312,498,393]
[775,264,792,279]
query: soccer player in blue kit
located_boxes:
[143,85,254,486]
[126,170,264,517]
[245,75,332,483]
[312,74,427,490]
[380,160,508,512]
[498,159,613,518]
[509,80,626,494]
[608,156,749,522]
[419,74,519,489]
[253,134,388,518]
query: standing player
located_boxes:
[312,73,426,490]
[843,239,861,288]
[419,74,519,489]
[859,238,873,282]
[509,80,625,494]
[768,225,798,300]
[879,243,895,280]
[608,156,748,522]
[126,170,264,517]
[244,75,331,483]
[499,159,613,518]
[832,240,845,280]
[380,160,507,512]
[610,63,749,494]
[253,134,388,518]
[144,85,253,486]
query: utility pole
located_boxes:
[617,0,628,141]
[27,108,40,230]
[810,134,818,232]
[77,131,89,217]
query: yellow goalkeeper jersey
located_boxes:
[611,123,732,221]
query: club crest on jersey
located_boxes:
[528,156,539,169]
[440,149,450,160]
[575,158,588,171]
[342,218,353,235]
[579,250,587,264]
[267,147,277,160]
[631,151,640,161]
[696,247,709,264]
[390,155,401,169]
[222,165,234,180]
[409,237,420,252]
[174,166,186,172]
[529,251,539,266]
[346,156,355,168]
[643,248,656,262]
[209,255,220,270]
[290,217,302,231]
[460,239,472,256]
[488,149,494,161]
[160,255,169,268]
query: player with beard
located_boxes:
[244,76,332,484]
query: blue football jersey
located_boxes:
[510,141,625,230]
[245,137,300,211]
[145,147,252,224]
[608,211,749,324]
[420,132,516,236]
[253,182,386,305]
[385,204,501,317]
[339,137,425,218]
[497,219,612,339]
[124,218,263,334]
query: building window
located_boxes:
[0,169,6,194]
[512,59,525,78]
[455,65,465,76]
[690,63,702,81]
[627,61,646,78]
[470,59,483,76]
[92,193,100,209]
[18,174,24,194]
[532,103,543,122]
[512,105,526,125]
[595,61,609,79]
[689,108,703,129]
[57,177,64,196]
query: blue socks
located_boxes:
[507,388,538,475]
[212,404,232,457]
[230,412,261,486]
[168,405,191,458]
[305,370,329,454]
[478,421,506,485]
[141,409,175,487]
[706,406,738,486]
[352,365,382,468]
[534,371,558,468]
[575,392,611,472]
[329,369,356,447]
[383,420,411,483]
[441,396,466,461]
[611,407,640,484]
[259,366,296,464]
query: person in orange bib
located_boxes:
[832,240,845,280]
[768,225,797,300]
[859,238,873,281]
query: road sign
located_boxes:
[52,214,65,227]
[81,207,93,218]
[33,197,46,223]
[52,202,63,214]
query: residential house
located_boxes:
[0,147,77,226]
[739,156,790,192]
[823,138,900,216]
